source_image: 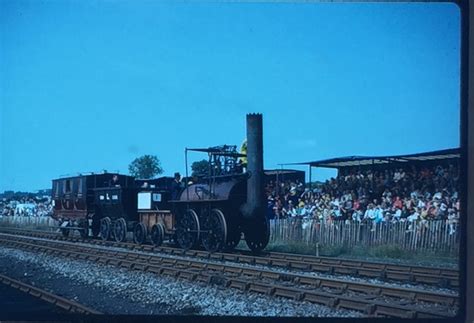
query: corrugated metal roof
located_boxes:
[284,148,461,169]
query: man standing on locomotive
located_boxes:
[171,172,183,200]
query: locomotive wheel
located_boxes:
[244,217,270,253]
[176,209,200,250]
[78,220,89,239]
[114,218,127,242]
[100,217,112,241]
[150,223,165,247]
[201,208,227,253]
[133,223,147,245]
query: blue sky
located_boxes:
[0,1,460,192]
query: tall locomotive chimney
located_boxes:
[242,113,265,219]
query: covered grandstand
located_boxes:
[283,148,460,188]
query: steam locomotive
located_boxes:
[51,114,270,252]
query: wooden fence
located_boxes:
[270,219,460,254]
[0,216,58,231]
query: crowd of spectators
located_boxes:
[0,197,53,217]
[266,163,460,234]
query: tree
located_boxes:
[128,155,163,179]
[191,159,209,177]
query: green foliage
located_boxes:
[191,159,209,177]
[128,155,163,179]
[263,242,457,266]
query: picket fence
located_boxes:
[0,215,59,231]
[269,218,460,254]
[0,216,460,254]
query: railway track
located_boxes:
[0,232,458,318]
[0,227,459,288]
[0,272,101,315]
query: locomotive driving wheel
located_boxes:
[114,218,127,242]
[133,223,147,245]
[150,223,165,247]
[244,216,270,253]
[176,209,200,250]
[201,208,227,252]
[100,217,112,241]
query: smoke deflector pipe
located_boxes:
[241,113,265,219]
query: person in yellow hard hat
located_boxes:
[239,139,247,170]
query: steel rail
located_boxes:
[0,272,102,315]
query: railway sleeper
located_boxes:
[373,305,416,318]
[56,299,73,311]
[223,254,239,262]
[138,255,151,262]
[310,264,333,273]
[386,265,410,272]
[210,254,223,261]
[132,263,148,271]
[248,283,275,295]
[119,260,134,269]
[289,261,310,270]
[196,251,210,258]
[254,258,271,266]
[411,268,440,275]
[273,287,303,301]
[336,298,372,313]
[334,267,357,275]
[384,272,413,282]
[178,271,197,281]
[185,250,197,257]
[206,264,225,271]
[226,279,250,291]
[242,269,261,277]
[416,309,455,319]
[238,256,255,264]
[413,275,443,286]
[147,266,163,275]
[161,268,178,277]
[294,276,321,286]
[271,260,290,268]
[381,290,416,300]
[107,259,121,266]
[303,292,338,307]
[195,274,213,283]
[261,271,281,281]
[414,293,456,306]
[224,267,243,274]
[357,269,381,278]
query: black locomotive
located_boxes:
[51,113,270,252]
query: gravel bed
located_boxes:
[43,236,458,295]
[0,245,361,317]
[1,233,458,296]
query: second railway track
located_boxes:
[0,231,459,318]
[0,227,459,288]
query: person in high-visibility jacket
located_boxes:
[239,139,247,169]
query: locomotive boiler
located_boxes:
[171,113,270,252]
